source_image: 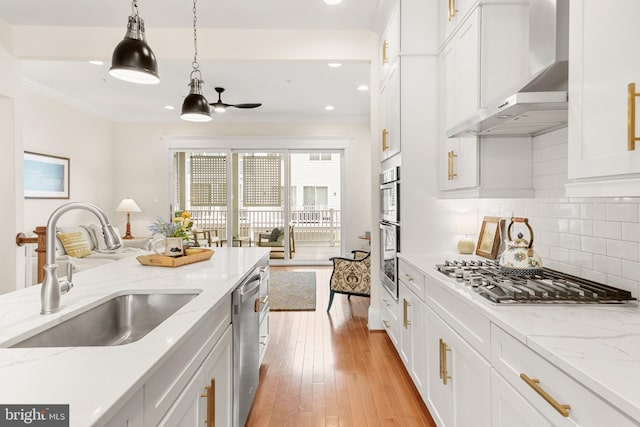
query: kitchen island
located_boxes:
[0,247,269,426]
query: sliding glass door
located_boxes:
[171,149,343,263]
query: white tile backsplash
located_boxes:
[475,128,640,298]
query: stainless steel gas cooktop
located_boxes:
[435,259,637,306]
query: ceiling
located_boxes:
[0,0,383,122]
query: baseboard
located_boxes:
[368,307,383,331]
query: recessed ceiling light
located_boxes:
[164,105,175,110]
[89,60,104,66]
[324,0,343,5]
[357,85,369,91]
[325,105,335,111]
[328,63,342,68]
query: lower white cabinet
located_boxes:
[399,283,427,397]
[491,369,552,427]
[425,304,492,427]
[103,388,144,427]
[381,285,401,351]
[159,326,233,427]
[491,325,637,427]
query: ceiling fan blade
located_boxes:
[230,103,262,109]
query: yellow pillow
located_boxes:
[57,231,92,258]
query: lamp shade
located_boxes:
[115,198,142,213]
[109,15,159,85]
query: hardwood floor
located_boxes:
[247,266,437,427]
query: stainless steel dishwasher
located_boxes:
[232,267,262,427]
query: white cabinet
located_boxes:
[159,326,233,427]
[399,283,427,396]
[380,62,401,161]
[491,324,637,427]
[381,285,401,351]
[491,369,553,427]
[103,389,144,427]
[566,0,640,196]
[440,0,475,46]
[380,0,400,80]
[425,304,492,427]
[438,3,533,197]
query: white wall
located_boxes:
[21,90,114,231]
[0,17,22,294]
[111,121,371,252]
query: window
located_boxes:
[303,186,328,208]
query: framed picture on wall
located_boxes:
[24,151,70,199]
[476,216,504,259]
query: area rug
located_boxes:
[269,271,317,311]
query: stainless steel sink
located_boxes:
[11,292,200,348]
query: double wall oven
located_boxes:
[380,167,400,300]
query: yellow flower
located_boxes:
[173,217,184,223]
[181,211,192,219]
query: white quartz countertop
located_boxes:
[0,247,269,426]
[399,251,640,423]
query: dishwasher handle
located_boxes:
[239,274,261,300]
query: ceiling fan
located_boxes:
[209,87,262,113]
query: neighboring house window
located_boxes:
[190,155,227,206]
[303,186,328,208]
[309,153,331,161]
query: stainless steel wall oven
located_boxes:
[379,167,400,300]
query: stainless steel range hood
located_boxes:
[447,0,569,138]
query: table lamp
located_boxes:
[115,198,142,239]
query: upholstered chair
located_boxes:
[327,250,371,311]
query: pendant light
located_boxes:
[109,0,159,85]
[181,0,212,122]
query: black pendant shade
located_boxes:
[181,78,212,122]
[109,14,159,85]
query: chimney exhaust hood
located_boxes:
[447,0,570,138]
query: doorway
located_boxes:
[171,149,343,263]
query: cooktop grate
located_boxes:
[435,259,637,305]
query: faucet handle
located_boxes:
[60,264,74,295]
[66,263,73,284]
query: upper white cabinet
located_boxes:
[438,3,534,198]
[378,0,436,163]
[380,63,401,161]
[380,1,400,80]
[566,0,640,197]
[440,0,475,46]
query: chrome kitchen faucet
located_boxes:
[41,202,121,314]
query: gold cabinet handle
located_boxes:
[447,0,453,21]
[404,273,414,283]
[439,338,444,379]
[382,40,389,64]
[520,373,571,417]
[383,319,391,328]
[402,298,411,328]
[452,0,458,18]
[628,83,639,151]
[442,341,451,385]
[382,298,391,308]
[447,151,458,180]
[260,295,269,305]
[260,336,268,346]
[382,129,389,151]
[201,379,216,427]
[450,150,457,179]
